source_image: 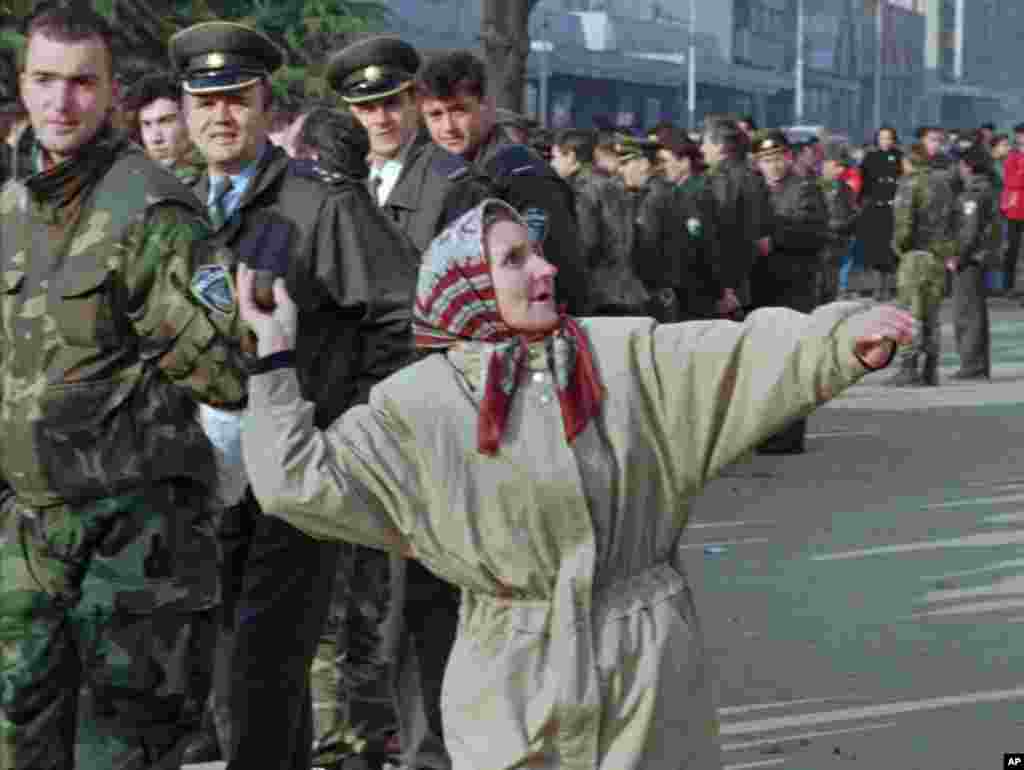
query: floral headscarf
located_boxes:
[414,199,604,455]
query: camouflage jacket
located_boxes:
[765,173,829,267]
[892,166,956,261]
[954,172,999,269]
[818,177,859,246]
[0,126,249,508]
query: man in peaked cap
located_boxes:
[327,35,457,255]
[171,20,420,770]
[749,128,828,452]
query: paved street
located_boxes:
[188,297,1024,770]
[688,297,1024,770]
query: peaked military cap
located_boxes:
[326,36,420,104]
[169,21,283,95]
[613,135,659,163]
[751,129,790,158]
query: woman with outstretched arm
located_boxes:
[237,199,913,770]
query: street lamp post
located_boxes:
[688,0,697,131]
[873,0,884,130]
[531,38,554,128]
[795,0,805,124]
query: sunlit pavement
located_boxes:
[688,297,1024,769]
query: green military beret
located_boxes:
[751,128,789,159]
[326,36,420,104]
[169,21,283,95]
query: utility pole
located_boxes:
[873,0,884,130]
[795,0,805,124]
[688,0,697,131]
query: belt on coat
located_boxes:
[458,561,689,769]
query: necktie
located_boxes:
[370,172,384,206]
[208,176,233,230]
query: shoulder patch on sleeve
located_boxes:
[289,158,346,185]
[191,264,236,317]
[523,206,549,244]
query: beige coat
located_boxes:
[243,305,872,770]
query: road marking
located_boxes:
[926,493,1024,509]
[679,537,771,550]
[922,573,1024,603]
[812,529,1024,561]
[923,557,1024,581]
[912,598,1024,619]
[721,721,898,752]
[725,760,785,770]
[720,695,867,716]
[719,685,1024,735]
[690,520,771,530]
[725,759,785,770]
[806,429,879,438]
[985,512,1024,524]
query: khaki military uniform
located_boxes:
[0,126,249,769]
[890,166,956,385]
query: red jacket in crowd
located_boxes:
[1001,148,1024,220]
[839,166,863,204]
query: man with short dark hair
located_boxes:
[417,50,588,315]
[171,20,419,770]
[0,5,252,768]
[123,71,204,184]
[701,114,773,314]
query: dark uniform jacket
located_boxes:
[566,165,646,315]
[752,173,828,312]
[704,155,774,304]
[375,129,456,256]
[819,177,859,254]
[196,143,419,428]
[0,126,249,510]
[954,172,999,270]
[633,177,723,320]
[858,148,902,270]
[471,130,588,315]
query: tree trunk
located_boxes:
[480,0,539,113]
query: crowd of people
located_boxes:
[1,4,1003,770]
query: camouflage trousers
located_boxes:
[0,483,219,770]
[312,547,453,770]
[896,249,946,361]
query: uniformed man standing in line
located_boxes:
[888,143,956,387]
[550,128,647,316]
[750,129,829,453]
[122,72,205,186]
[316,36,463,770]
[948,143,998,380]
[817,142,860,304]
[0,5,252,768]
[327,36,456,256]
[701,114,773,317]
[169,21,419,770]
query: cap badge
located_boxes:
[762,139,775,150]
[203,52,226,69]
[364,65,383,83]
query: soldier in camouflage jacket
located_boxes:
[949,144,998,379]
[888,143,956,386]
[0,7,251,769]
[817,143,860,303]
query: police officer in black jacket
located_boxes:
[171,22,419,770]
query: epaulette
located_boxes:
[288,158,348,186]
[484,144,550,179]
[432,149,473,182]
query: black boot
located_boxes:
[919,354,939,386]
[885,353,920,386]
[181,725,222,764]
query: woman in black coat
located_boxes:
[858,126,903,297]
